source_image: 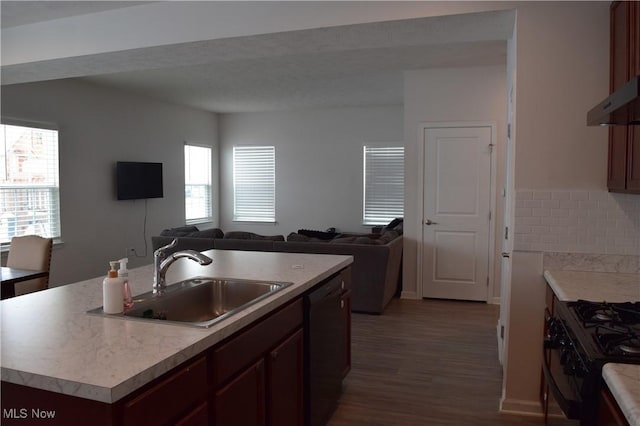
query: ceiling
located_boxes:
[0,2,513,113]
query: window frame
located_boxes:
[0,119,62,246]
[362,144,405,226]
[232,145,276,223]
[184,142,213,225]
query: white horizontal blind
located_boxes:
[233,146,275,222]
[184,144,212,224]
[0,123,61,244]
[363,146,404,225]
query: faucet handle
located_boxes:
[155,238,178,258]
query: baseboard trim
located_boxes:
[500,397,567,418]
[499,398,542,416]
[401,290,418,299]
[490,296,501,305]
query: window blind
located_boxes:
[233,146,275,222]
[184,144,212,224]
[0,123,61,244]
[363,146,404,225]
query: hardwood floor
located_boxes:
[328,298,577,426]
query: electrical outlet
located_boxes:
[125,247,136,257]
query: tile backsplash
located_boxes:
[514,190,640,256]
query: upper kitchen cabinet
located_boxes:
[608,1,640,193]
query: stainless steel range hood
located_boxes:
[587,76,640,126]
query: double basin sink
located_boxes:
[88,277,292,328]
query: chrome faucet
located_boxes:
[153,239,213,295]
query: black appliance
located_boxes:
[587,75,640,126]
[305,273,345,426]
[543,300,640,424]
[116,161,163,200]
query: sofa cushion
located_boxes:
[183,228,224,239]
[287,232,329,242]
[297,229,338,240]
[160,225,199,237]
[224,231,284,241]
[378,230,400,244]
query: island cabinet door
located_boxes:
[341,289,352,378]
[267,328,304,426]
[213,359,266,426]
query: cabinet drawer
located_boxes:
[212,298,303,386]
[123,356,208,426]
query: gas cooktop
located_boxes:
[570,300,640,357]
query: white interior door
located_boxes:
[422,126,492,301]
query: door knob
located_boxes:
[424,219,438,225]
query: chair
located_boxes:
[6,235,53,296]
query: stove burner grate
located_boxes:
[594,325,640,357]
[574,300,640,327]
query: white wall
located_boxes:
[403,65,507,301]
[1,79,219,286]
[218,105,403,235]
[504,1,610,413]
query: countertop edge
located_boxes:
[602,363,640,426]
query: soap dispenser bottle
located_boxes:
[103,261,124,314]
[118,258,133,309]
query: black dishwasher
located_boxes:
[305,273,345,426]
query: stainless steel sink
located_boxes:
[87,277,292,328]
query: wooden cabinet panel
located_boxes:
[632,1,640,77]
[214,359,266,426]
[609,127,629,190]
[267,329,304,426]
[213,299,303,387]
[608,1,640,193]
[123,356,208,426]
[598,385,629,426]
[341,289,352,378]
[175,402,208,426]
[612,1,630,91]
[628,127,640,190]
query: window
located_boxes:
[184,144,212,224]
[0,122,61,244]
[363,146,404,225]
[233,146,275,222]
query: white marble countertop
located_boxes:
[0,250,352,403]
[603,364,640,426]
[543,270,640,302]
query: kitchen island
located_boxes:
[1,249,352,425]
[544,269,640,426]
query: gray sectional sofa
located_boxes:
[152,226,403,314]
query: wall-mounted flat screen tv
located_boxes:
[116,161,164,200]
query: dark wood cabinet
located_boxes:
[123,355,208,426]
[267,329,304,426]
[608,1,640,193]
[214,359,266,426]
[341,289,352,378]
[175,402,209,426]
[598,384,629,426]
[212,299,304,426]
